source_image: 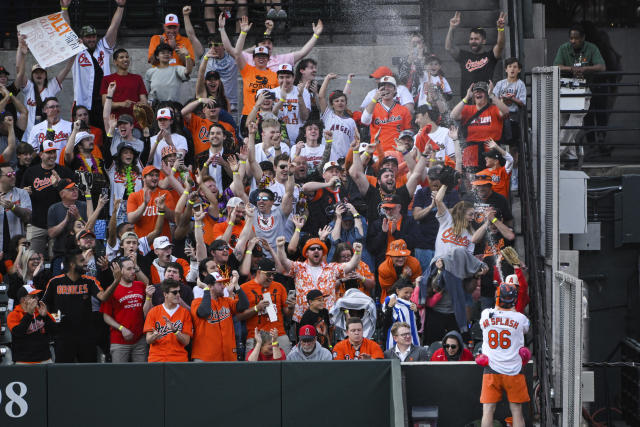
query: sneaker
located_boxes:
[266,8,278,18]
[276,9,288,18]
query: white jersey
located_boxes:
[416,74,452,107]
[72,37,114,110]
[272,86,311,144]
[20,78,62,142]
[268,179,300,209]
[321,108,356,161]
[360,86,414,110]
[428,126,455,161]
[299,143,325,173]
[28,119,72,163]
[480,308,530,375]
[150,133,188,168]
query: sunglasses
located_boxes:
[209,42,223,47]
[261,271,276,277]
[2,171,16,177]
[257,196,272,201]
[167,290,180,295]
[444,344,458,349]
[215,246,230,251]
[277,164,288,170]
[308,246,323,252]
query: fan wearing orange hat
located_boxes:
[464,172,514,230]
[377,239,422,301]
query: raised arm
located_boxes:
[406,145,429,195]
[276,236,293,273]
[434,184,448,216]
[318,73,337,114]
[445,12,461,57]
[64,120,81,165]
[9,90,28,131]
[450,85,474,121]
[488,81,510,116]
[348,134,371,196]
[103,82,117,130]
[342,242,363,274]
[292,20,323,63]
[493,12,506,59]
[280,165,295,217]
[55,56,74,86]
[1,115,17,161]
[104,0,127,47]
[14,35,28,89]
[182,5,204,58]
[195,46,216,98]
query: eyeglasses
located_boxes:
[210,42,223,47]
[261,271,275,277]
[257,196,272,201]
[1,171,16,177]
[396,333,412,338]
[443,344,458,349]
[307,246,323,252]
[168,290,180,295]
[46,105,60,109]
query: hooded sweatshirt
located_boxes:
[7,305,57,362]
[287,341,333,361]
[430,330,474,361]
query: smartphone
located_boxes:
[101,187,109,198]
[177,152,185,161]
[287,290,296,300]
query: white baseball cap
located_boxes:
[322,161,341,173]
[378,76,397,87]
[153,236,173,249]
[253,46,270,56]
[226,197,245,209]
[74,131,95,147]
[165,14,179,26]
[505,274,519,286]
[277,63,294,74]
[156,108,172,120]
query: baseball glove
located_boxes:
[133,102,155,129]
[501,246,521,266]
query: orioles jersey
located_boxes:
[190,295,239,361]
[368,102,412,152]
[480,308,529,375]
[143,304,194,362]
[332,337,384,360]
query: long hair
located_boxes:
[204,72,230,111]
[16,248,38,281]
[331,242,353,263]
[450,201,474,236]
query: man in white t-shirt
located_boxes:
[360,66,414,114]
[269,153,300,209]
[272,64,311,144]
[28,97,71,162]
[477,282,531,427]
[149,108,188,168]
[414,105,456,162]
[253,119,290,164]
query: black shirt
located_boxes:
[454,49,499,94]
[42,274,102,335]
[463,190,513,230]
[21,164,73,228]
[364,184,412,223]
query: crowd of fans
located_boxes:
[0,0,534,367]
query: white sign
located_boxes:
[17,13,85,68]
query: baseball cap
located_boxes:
[120,231,139,242]
[31,64,45,73]
[505,274,519,286]
[322,161,341,173]
[253,46,270,56]
[205,70,221,80]
[164,14,179,26]
[378,75,397,87]
[483,149,502,160]
[56,178,76,193]
[471,174,493,186]
[79,25,97,37]
[377,167,395,179]
[381,193,402,208]
[306,289,324,302]
[16,287,42,301]
[117,114,134,125]
[40,140,57,153]
[0,66,9,76]
[299,324,317,341]
[77,229,96,240]
[473,81,489,93]
[386,239,411,257]
[74,131,94,147]
[153,236,173,249]
[142,165,159,177]
[257,258,276,272]
[226,197,244,208]
[116,141,140,156]
[156,108,172,120]
[277,63,294,74]
[399,130,415,140]
[161,145,177,158]
[256,88,275,100]
[211,271,230,283]
[382,155,399,166]
[370,66,393,79]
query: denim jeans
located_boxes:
[414,248,435,273]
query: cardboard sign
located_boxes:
[17,13,85,68]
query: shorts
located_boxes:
[480,373,530,404]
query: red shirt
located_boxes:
[100,281,146,345]
[100,73,147,118]
[460,104,503,143]
[246,347,287,361]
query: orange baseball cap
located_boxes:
[142,165,159,177]
[370,66,393,79]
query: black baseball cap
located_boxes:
[483,149,502,160]
[0,66,9,76]
[257,258,276,272]
[205,70,221,80]
[306,289,324,302]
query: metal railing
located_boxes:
[0,0,427,45]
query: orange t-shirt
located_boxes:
[211,220,245,245]
[369,102,412,152]
[336,261,375,298]
[143,304,194,362]
[190,295,239,361]
[148,34,195,66]
[332,337,384,360]
[241,280,287,339]
[126,188,176,239]
[460,104,503,143]
[478,167,510,199]
[239,64,278,116]
[377,256,422,301]
[186,114,237,157]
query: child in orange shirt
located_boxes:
[478,139,513,200]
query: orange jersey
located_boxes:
[143,304,194,362]
[186,114,236,156]
[126,188,176,239]
[190,295,239,361]
[377,256,422,301]
[478,167,510,199]
[332,337,384,360]
[239,64,278,116]
[336,261,375,298]
[241,280,287,339]
[148,34,195,66]
[211,220,245,245]
[369,102,412,152]
[150,258,190,285]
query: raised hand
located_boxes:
[450,11,461,28]
[276,236,286,248]
[239,15,252,33]
[325,73,338,81]
[264,19,274,32]
[182,5,191,16]
[107,81,117,97]
[218,12,226,29]
[352,242,362,253]
[318,225,332,241]
[496,12,506,29]
[312,19,323,36]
